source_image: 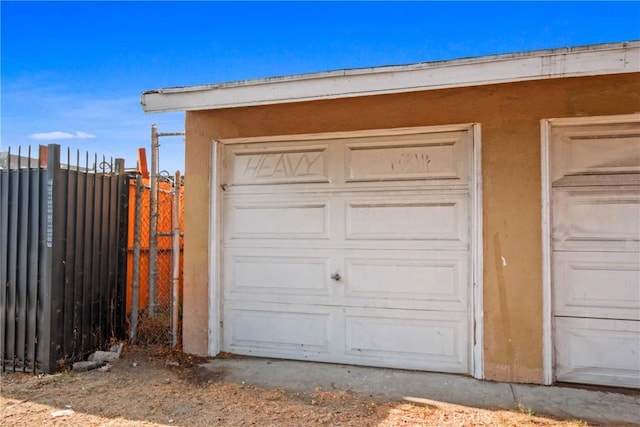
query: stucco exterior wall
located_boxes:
[182,73,640,383]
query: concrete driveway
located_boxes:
[201,357,640,426]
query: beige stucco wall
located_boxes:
[182,73,640,383]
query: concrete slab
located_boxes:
[512,383,640,426]
[201,357,640,425]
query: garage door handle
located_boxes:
[331,273,341,281]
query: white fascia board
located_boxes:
[141,41,640,113]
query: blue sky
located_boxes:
[2,1,639,173]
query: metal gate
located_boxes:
[0,144,129,373]
[128,125,185,348]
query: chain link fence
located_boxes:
[127,173,184,347]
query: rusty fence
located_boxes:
[0,145,129,373]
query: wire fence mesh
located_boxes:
[127,175,184,347]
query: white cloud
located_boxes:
[30,131,74,140]
[30,131,96,140]
[74,131,96,139]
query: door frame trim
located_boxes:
[472,123,484,380]
[540,113,640,385]
[209,124,484,379]
[208,138,222,356]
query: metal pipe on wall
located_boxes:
[171,171,181,348]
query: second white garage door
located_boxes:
[220,126,476,373]
[549,116,640,389]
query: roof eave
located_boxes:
[140,41,640,113]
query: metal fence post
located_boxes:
[41,143,63,373]
[131,175,142,342]
[114,159,128,339]
[149,125,159,316]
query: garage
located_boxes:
[140,41,640,385]
[548,115,640,388]
[218,125,479,374]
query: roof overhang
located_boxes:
[140,41,640,113]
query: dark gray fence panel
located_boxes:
[1,144,129,373]
[16,168,29,369]
[26,166,40,369]
[105,173,117,339]
[81,171,95,355]
[36,162,50,372]
[0,164,7,371]
[7,168,19,368]
[71,167,86,359]
[48,145,65,371]
[62,165,76,362]
[114,159,128,338]
[91,171,104,352]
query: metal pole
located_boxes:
[130,175,142,342]
[170,171,181,348]
[148,124,159,316]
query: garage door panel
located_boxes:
[346,196,468,243]
[223,239,468,252]
[555,317,640,389]
[551,117,640,389]
[552,188,640,251]
[551,123,640,182]
[223,304,331,355]
[344,308,468,373]
[343,253,468,311]
[553,252,640,320]
[225,254,332,301]
[345,132,469,182]
[226,144,330,186]
[226,201,330,240]
[221,127,474,374]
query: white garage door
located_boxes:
[220,127,475,373]
[550,118,640,388]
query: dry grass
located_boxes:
[134,313,171,345]
[0,346,601,426]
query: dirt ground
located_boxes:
[0,345,612,426]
